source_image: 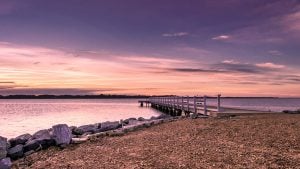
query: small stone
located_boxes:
[0,136,7,160]
[7,144,23,160]
[52,124,72,146]
[0,157,12,169]
[190,113,198,119]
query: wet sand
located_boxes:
[14,113,300,169]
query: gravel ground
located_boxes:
[13,114,300,169]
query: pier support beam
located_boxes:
[217,94,221,112]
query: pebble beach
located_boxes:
[12,113,300,169]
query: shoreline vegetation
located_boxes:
[7,112,300,168]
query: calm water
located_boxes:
[1,98,299,138]
[0,99,161,138]
[208,98,300,112]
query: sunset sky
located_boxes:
[0,0,300,97]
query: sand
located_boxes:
[13,113,300,169]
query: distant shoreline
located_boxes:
[0,95,298,99]
[0,95,148,99]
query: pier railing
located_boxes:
[143,95,221,116]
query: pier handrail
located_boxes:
[147,95,221,116]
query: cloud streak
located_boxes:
[162,32,189,37]
[212,35,231,40]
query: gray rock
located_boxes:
[0,136,7,160]
[98,121,121,132]
[32,129,55,149]
[282,110,300,114]
[7,144,23,160]
[32,129,51,140]
[9,133,32,147]
[0,158,12,169]
[73,124,97,135]
[137,117,146,121]
[190,113,198,119]
[150,116,157,120]
[23,140,41,153]
[123,118,137,124]
[52,124,72,146]
[123,119,139,126]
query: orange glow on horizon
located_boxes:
[0,42,300,97]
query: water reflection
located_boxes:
[0,99,161,138]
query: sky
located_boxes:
[0,0,300,97]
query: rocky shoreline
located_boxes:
[0,113,198,169]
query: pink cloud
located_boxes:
[281,10,300,34]
[256,62,285,69]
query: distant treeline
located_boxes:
[0,94,150,99]
[0,94,282,99]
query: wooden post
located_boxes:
[181,96,184,111]
[187,96,189,112]
[203,95,207,115]
[194,96,197,114]
[217,94,221,112]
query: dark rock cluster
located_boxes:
[0,114,177,168]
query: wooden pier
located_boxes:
[139,95,221,116]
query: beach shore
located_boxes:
[13,113,300,169]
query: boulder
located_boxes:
[23,140,41,153]
[0,158,12,169]
[69,126,77,132]
[7,144,23,160]
[98,121,121,132]
[137,117,146,121]
[123,118,139,126]
[73,124,97,135]
[123,118,137,124]
[0,136,7,160]
[9,133,32,147]
[32,129,51,140]
[282,110,300,114]
[150,116,157,120]
[32,129,55,149]
[52,124,72,146]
